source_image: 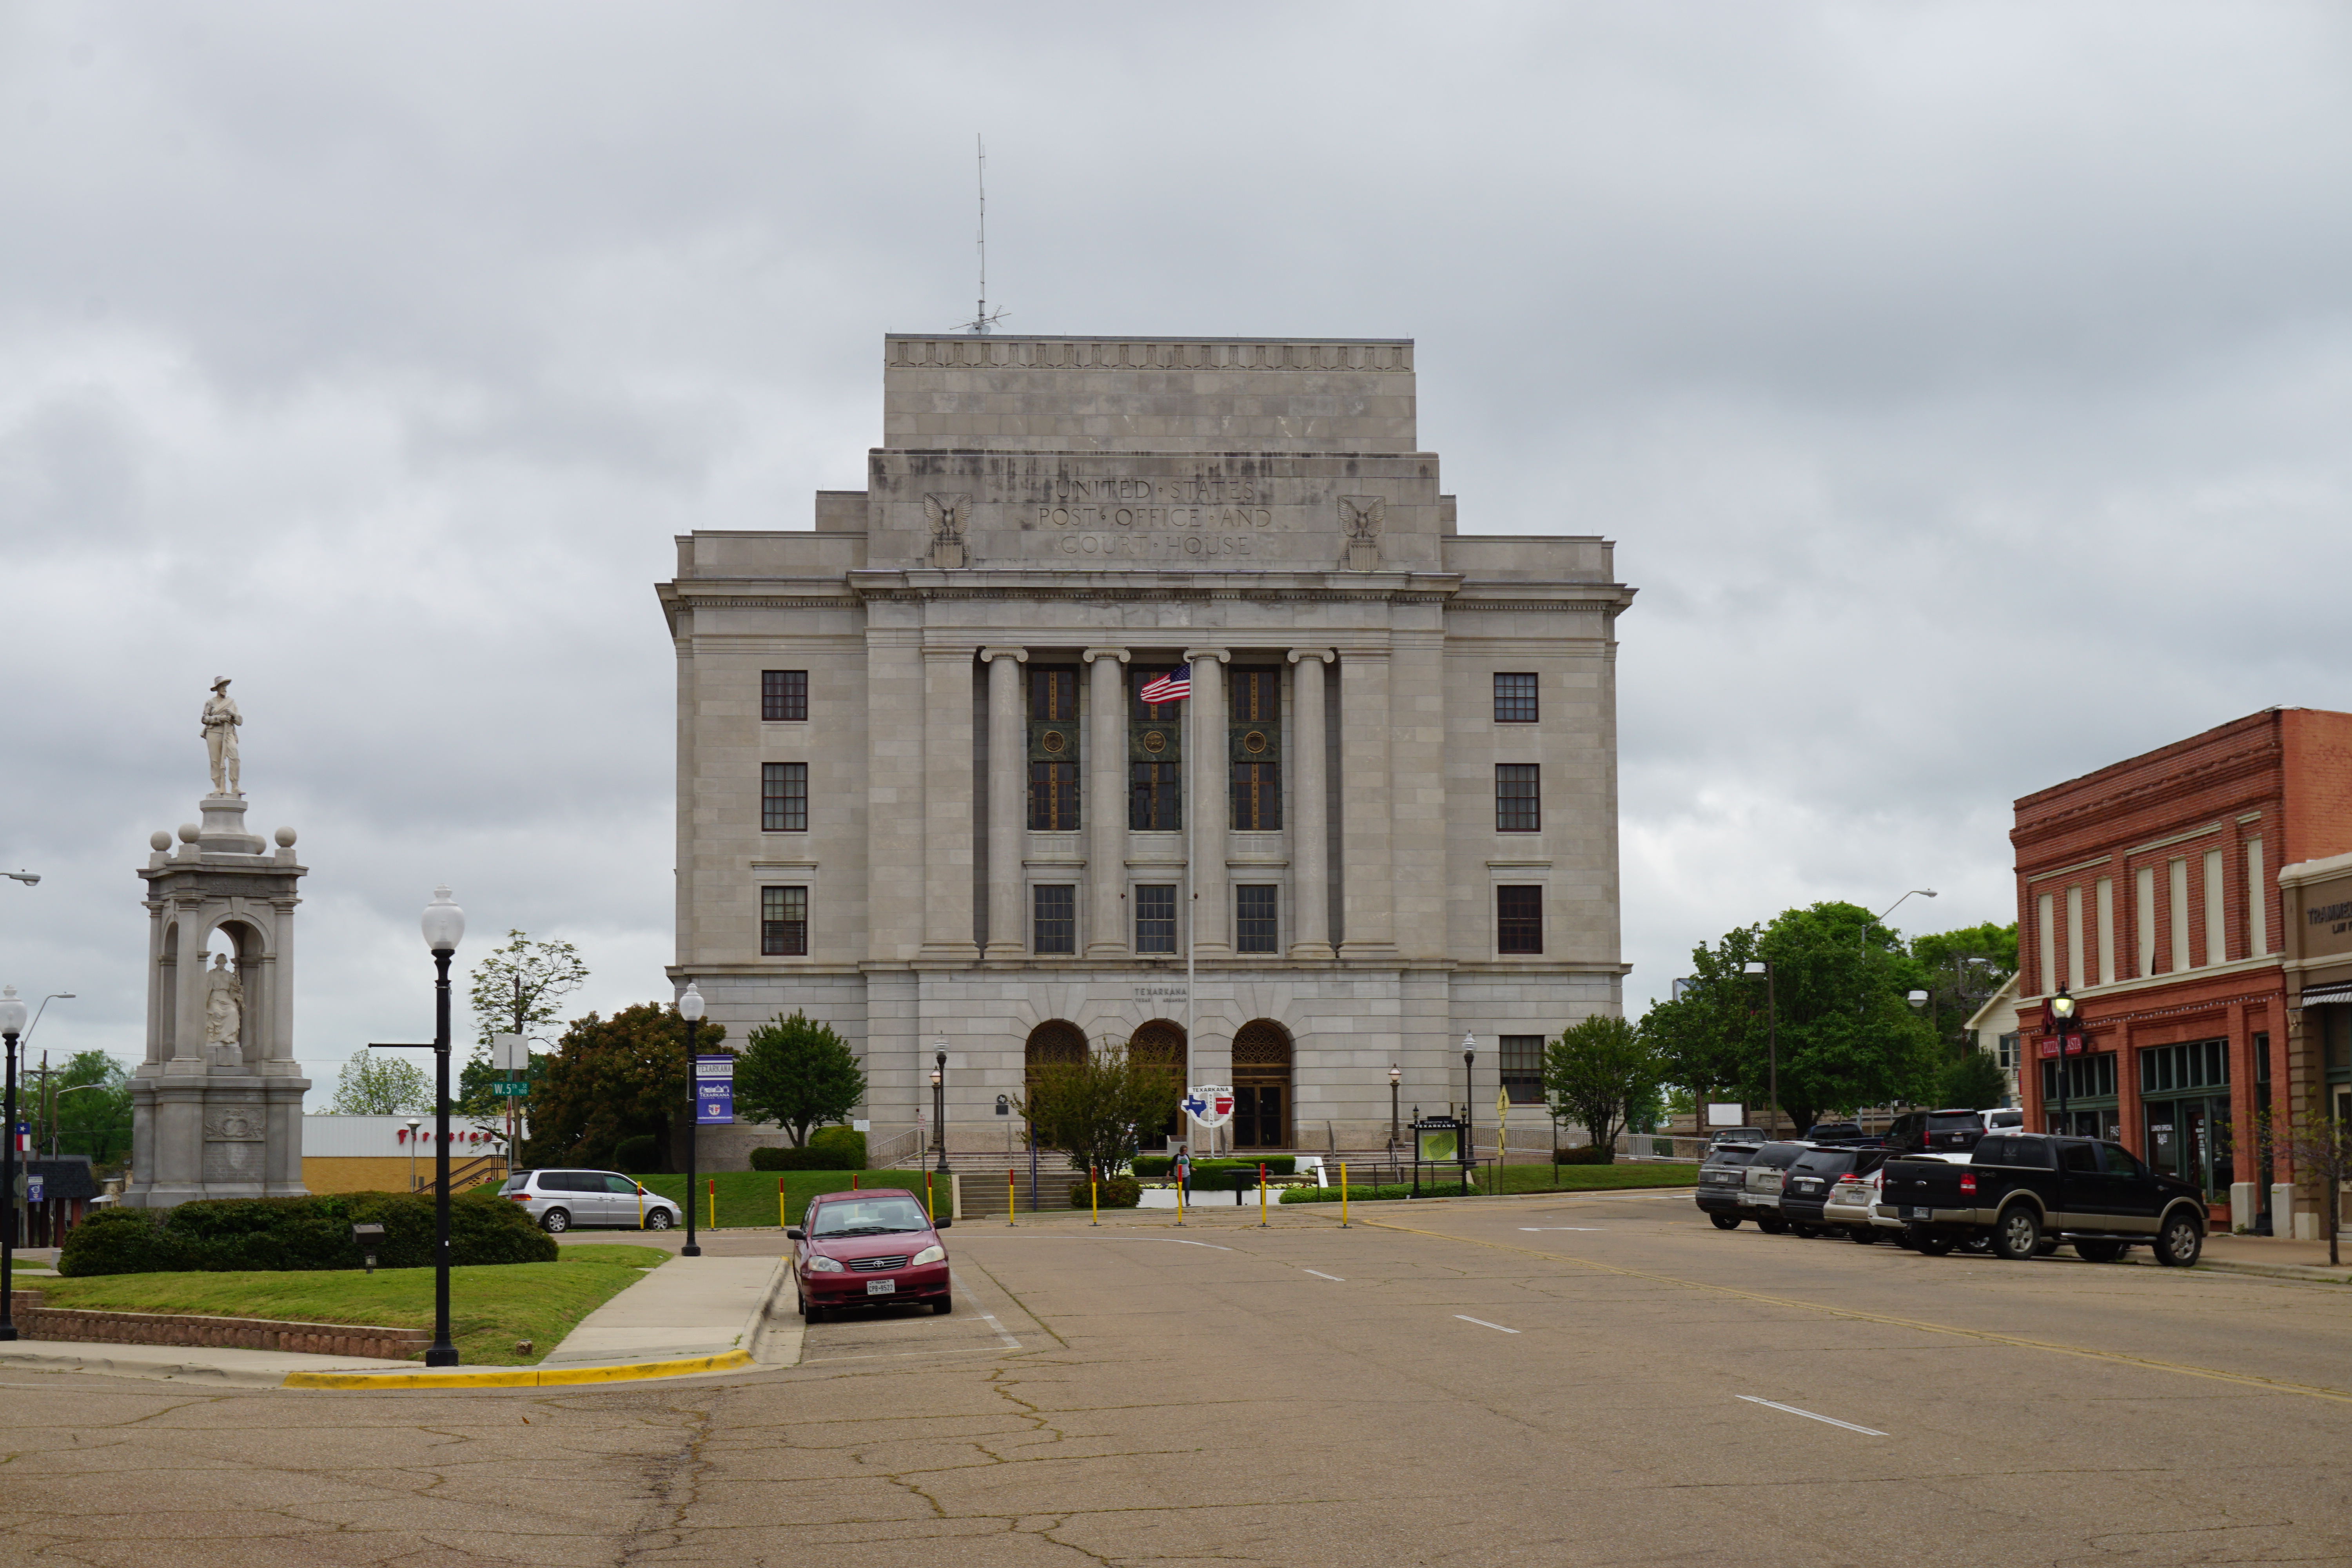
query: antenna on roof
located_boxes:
[951,134,1008,336]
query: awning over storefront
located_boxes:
[2296,981,2352,1007]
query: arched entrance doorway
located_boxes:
[1129,1020,1187,1142]
[1232,1020,1292,1149]
[1023,1020,1088,1096]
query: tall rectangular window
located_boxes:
[1495,764,1541,832]
[1500,1034,1545,1103]
[761,670,807,722]
[2203,848,2226,966]
[760,886,807,956]
[762,762,806,832]
[1028,667,1080,831]
[1231,765,1281,831]
[2170,857,2190,971]
[1033,885,1076,955]
[1029,763,1080,831]
[1497,886,1544,954]
[1236,885,1279,954]
[1494,673,1538,723]
[2247,837,2269,956]
[2066,885,2085,992]
[2135,867,2156,978]
[1131,764,1181,831]
[1135,885,1177,954]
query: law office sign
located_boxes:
[694,1054,735,1124]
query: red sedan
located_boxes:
[788,1189,954,1321]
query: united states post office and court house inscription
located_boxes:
[660,334,1637,1154]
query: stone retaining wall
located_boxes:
[8,1290,430,1361]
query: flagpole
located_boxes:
[1185,666,1194,1096]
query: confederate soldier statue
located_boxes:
[203,676,242,795]
[203,952,245,1063]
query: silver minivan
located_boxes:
[499,1169,682,1233]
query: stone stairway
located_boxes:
[944,1151,1084,1216]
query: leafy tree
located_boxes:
[734,1012,866,1147]
[330,1054,430,1115]
[521,1003,725,1172]
[1940,1049,2010,1112]
[46,1051,132,1170]
[1542,1016,1664,1162]
[1909,921,2018,1051]
[1662,902,1943,1133]
[1013,1043,1176,1180]
[453,931,585,1117]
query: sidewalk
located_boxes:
[0,1246,803,1388]
[2192,1232,2352,1285]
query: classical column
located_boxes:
[1083,648,1130,956]
[1187,649,1232,956]
[1337,644,1397,957]
[981,648,1027,959]
[1287,649,1335,959]
[918,644,980,961]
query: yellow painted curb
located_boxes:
[283,1348,755,1390]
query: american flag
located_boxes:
[1138,664,1191,704]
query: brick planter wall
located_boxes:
[9,1291,430,1361]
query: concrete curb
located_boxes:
[0,1345,349,1388]
[2193,1258,2352,1285]
[281,1348,757,1390]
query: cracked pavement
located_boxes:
[4,1191,2350,1566]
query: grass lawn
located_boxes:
[29,1243,668,1365]
[635,1169,944,1230]
[1287,1161,1700,1203]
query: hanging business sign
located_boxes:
[694,1054,735,1124]
[2037,1034,2087,1058]
[1183,1085,1234,1130]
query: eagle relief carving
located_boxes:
[1338,495,1385,570]
[924,492,971,569]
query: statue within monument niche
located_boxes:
[123,678,313,1207]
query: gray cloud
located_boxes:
[2,1,2347,1091]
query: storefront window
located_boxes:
[2038,1051,2118,1139]
[2139,1038,2231,1199]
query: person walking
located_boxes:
[1172,1143,1192,1203]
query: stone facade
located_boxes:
[659,335,1635,1152]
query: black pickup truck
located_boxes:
[1878,1133,2208,1265]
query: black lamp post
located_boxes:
[679,982,704,1258]
[1388,1064,1401,1153]
[1461,1033,1477,1187]
[933,1044,950,1176]
[0,985,26,1342]
[419,886,465,1368]
[2049,987,2077,1136]
[1744,961,1778,1137]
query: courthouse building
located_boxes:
[659,335,1634,1152]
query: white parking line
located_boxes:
[1518,1227,1607,1232]
[956,1278,1022,1349]
[1303,1269,1345,1281]
[1736,1396,1886,1436]
[1454,1315,1521,1334]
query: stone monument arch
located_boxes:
[124,681,312,1207]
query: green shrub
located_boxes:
[1281,1183,1417,1204]
[1554,1143,1615,1165]
[1067,1176,1143,1209]
[613,1134,659,1173]
[1132,1155,1295,1181]
[58,1189,556,1277]
[808,1126,867,1168]
[1132,1156,1171,1178]
[749,1144,859,1172]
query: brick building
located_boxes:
[2011,708,2352,1231]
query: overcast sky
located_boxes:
[4,2,2348,1100]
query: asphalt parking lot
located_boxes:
[6,1189,2350,1566]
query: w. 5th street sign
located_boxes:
[491,1081,528,1097]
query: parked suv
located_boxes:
[1740,1142,1817,1234]
[1802,1122,1880,1148]
[1696,1143,1762,1229]
[501,1169,683,1233]
[1885,1107,2020,1156]
[1778,1146,1886,1237]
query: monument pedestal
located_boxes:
[123,786,310,1209]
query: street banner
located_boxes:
[694,1053,735,1124]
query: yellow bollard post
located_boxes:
[778,1176,787,1230]
[1007,1168,1016,1227]
[637,1182,645,1229]
[1258,1161,1269,1228]
[924,1171,935,1223]
[707,1177,717,1232]
[1090,1167,1100,1225]
[1176,1169,1185,1226]
[1340,1161,1350,1228]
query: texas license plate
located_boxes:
[865,1279,895,1296]
[1907,1207,1933,1220]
